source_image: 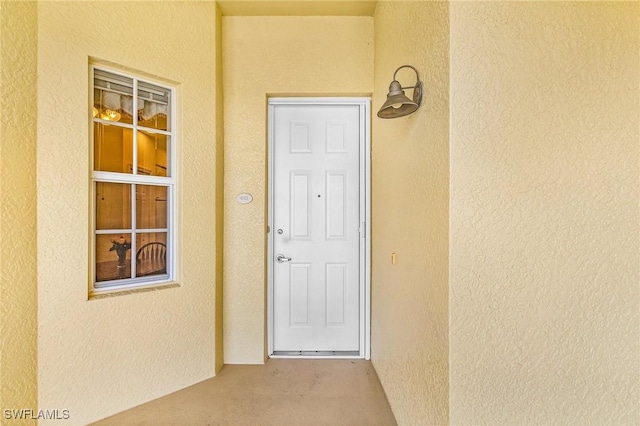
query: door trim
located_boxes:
[267,97,371,360]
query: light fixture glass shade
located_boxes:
[377,65,423,119]
[100,109,121,121]
[377,82,419,119]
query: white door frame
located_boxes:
[267,97,371,359]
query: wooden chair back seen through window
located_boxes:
[136,242,166,276]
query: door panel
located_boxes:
[272,104,360,352]
[326,263,347,326]
[290,264,310,326]
[291,173,310,239]
[326,172,347,239]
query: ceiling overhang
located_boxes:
[217,0,377,17]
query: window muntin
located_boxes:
[91,67,175,291]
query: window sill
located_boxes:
[89,282,180,300]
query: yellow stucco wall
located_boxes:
[37,2,222,424]
[0,1,38,424]
[222,16,374,363]
[5,2,637,425]
[214,4,225,375]
[371,2,449,424]
[450,2,640,423]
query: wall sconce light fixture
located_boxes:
[377,65,423,119]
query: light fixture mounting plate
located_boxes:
[413,81,423,107]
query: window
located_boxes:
[91,67,175,292]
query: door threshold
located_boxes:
[271,350,361,359]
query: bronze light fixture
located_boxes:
[377,65,423,119]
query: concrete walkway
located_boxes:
[93,359,397,426]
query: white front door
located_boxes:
[269,99,369,355]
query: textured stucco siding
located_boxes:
[0,1,39,424]
[450,2,640,424]
[214,2,225,376]
[371,1,450,425]
[222,16,374,363]
[36,2,222,424]
[3,2,638,425]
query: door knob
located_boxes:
[276,254,292,263]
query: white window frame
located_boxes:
[90,65,177,294]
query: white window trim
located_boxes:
[89,65,177,295]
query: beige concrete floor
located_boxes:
[93,359,397,426]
